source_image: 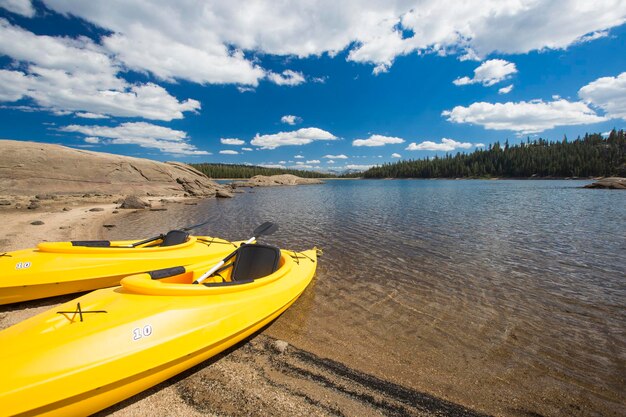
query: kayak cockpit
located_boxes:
[121,246,294,295]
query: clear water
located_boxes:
[108,180,626,416]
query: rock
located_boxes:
[35,194,56,200]
[112,210,119,214]
[149,208,167,211]
[30,220,44,225]
[269,339,289,354]
[184,202,198,206]
[0,199,11,205]
[27,201,40,209]
[119,195,151,209]
[232,174,324,188]
[216,189,234,198]
[103,224,116,228]
[584,177,626,189]
[62,207,71,211]
[89,207,105,212]
[0,140,222,197]
[59,226,70,229]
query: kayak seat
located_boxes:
[231,244,281,281]
[71,240,111,247]
[160,230,189,247]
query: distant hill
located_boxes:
[360,130,626,179]
[0,140,222,196]
[191,163,335,179]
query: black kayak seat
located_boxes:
[231,244,281,281]
[160,230,189,247]
[71,240,111,247]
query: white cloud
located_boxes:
[30,0,626,79]
[281,114,301,125]
[406,138,473,151]
[306,159,320,164]
[391,153,401,158]
[475,143,486,147]
[242,147,253,151]
[60,122,209,155]
[352,134,404,147]
[83,136,100,144]
[251,127,337,149]
[221,137,245,145]
[346,164,376,171]
[75,112,109,119]
[575,30,609,44]
[0,0,35,17]
[323,154,348,159]
[259,163,286,169]
[498,84,514,94]
[327,160,335,164]
[267,70,306,86]
[219,150,239,155]
[453,59,517,86]
[443,99,607,134]
[0,20,200,120]
[294,155,304,159]
[578,71,626,120]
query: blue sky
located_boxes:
[0,1,625,172]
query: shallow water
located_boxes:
[107,180,626,416]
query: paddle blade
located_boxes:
[253,221,278,237]
[181,218,212,232]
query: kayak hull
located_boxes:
[0,249,317,416]
[0,236,240,305]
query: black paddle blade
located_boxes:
[253,221,278,237]
[181,218,212,232]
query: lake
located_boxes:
[109,179,626,416]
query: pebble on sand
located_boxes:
[270,340,289,354]
[30,220,45,225]
[89,208,105,212]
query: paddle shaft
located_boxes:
[194,237,255,284]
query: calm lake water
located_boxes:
[108,179,625,416]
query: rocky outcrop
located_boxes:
[119,195,151,209]
[0,140,224,197]
[584,177,626,189]
[232,174,324,188]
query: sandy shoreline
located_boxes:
[0,194,489,417]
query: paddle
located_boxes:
[129,218,213,248]
[193,221,278,284]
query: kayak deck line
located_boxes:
[56,302,108,322]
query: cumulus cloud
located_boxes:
[242,147,253,151]
[391,153,401,158]
[498,84,514,94]
[453,59,517,86]
[352,134,405,147]
[251,127,337,149]
[323,154,348,159]
[578,71,626,120]
[0,19,200,120]
[40,1,626,76]
[219,150,239,155]
[60,122,209,155]
[0,0,35,17]
[281,114,301,125]
[267,70,306,86]
[406,138,474,151]
[83,136,100,144]
[221,138,245,145]
[327,160,335,164]
[443,99,606,134]
[306,159,320,164]
[346,164,376,171]
[294,155,304,159]
[75,112,109,119]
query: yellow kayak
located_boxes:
[0,231,241,305]
[0,244,317,416]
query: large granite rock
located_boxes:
[0,140,223,197]
[232,174,323,188]
[584,177,626,189]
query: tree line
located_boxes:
[191,163,335,179]
[359,130,625,179]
